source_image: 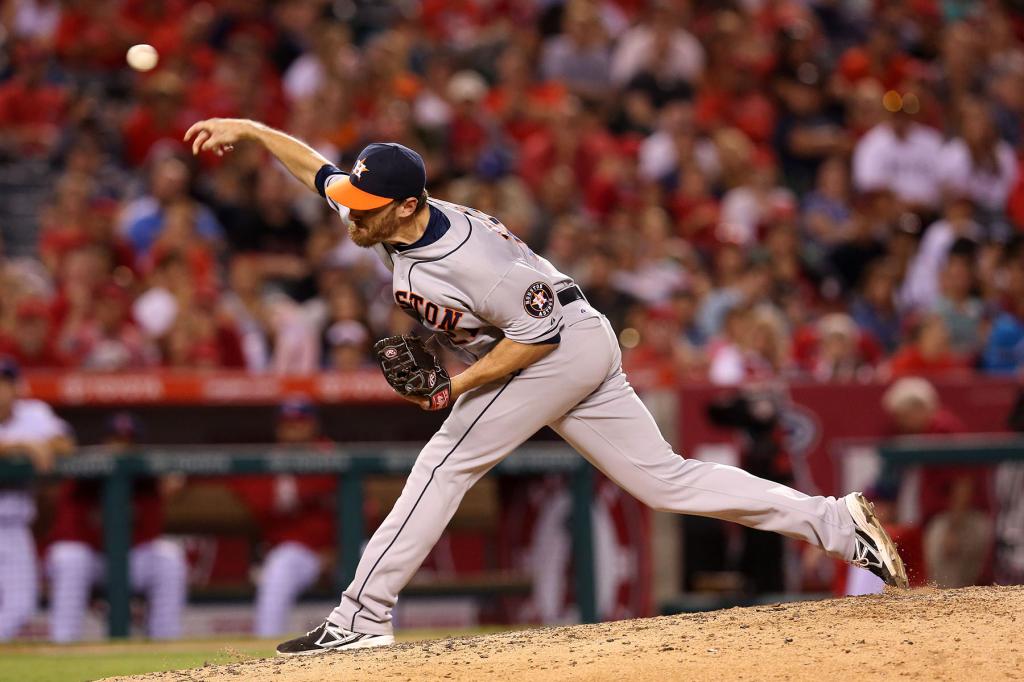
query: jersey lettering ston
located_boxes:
[323,178,572,359]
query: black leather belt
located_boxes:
[557,285,586,306]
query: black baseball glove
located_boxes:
[373,334,452,410]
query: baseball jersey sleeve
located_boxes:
[315,164,347,213]
[477,262,563,344]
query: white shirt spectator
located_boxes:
[132,287,178,338]
[900,217,981,311]
[221,293,318,374]
[0,399,70,521]
[540,36,612,93]
[708,343,746,385]
[413,88,452,131]
[10,0,61,41]
[610,25,705,86]
[611,260,688,305]
[937,138,1018,212]
[283,54,325,103]
[0,396,71,640]
[638,130,720,183]
[0,399,69,448]
[852,122,944,208]
[718,186,797,246]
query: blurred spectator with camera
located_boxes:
[45,412,187,641]
[0,358,74,640]
[227,398,336,637]
[705,387,793,592]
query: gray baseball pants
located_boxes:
[330,303,858,634]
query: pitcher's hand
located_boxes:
[184,118,253,156]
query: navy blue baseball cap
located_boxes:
[107,412,143,440]
[327,143,426,210]
[278,396,318,421]
[0,357,19,382]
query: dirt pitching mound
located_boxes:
[108,586,1023,681]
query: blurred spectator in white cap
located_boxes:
[808,313,877,382]
[882,377,993,588]
[324,320,372,371]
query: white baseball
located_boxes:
[126,44,159,72]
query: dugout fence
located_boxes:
[0,444,597,638]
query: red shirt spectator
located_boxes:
[48,478,163,548]
[0,45,68,155]
[227,401,336,551]
[47,413,164,549]
[229,472,337,551]
[120,73,194,167]
[0,300,65,369]
[888,314,971,379]
[914,409,992,523]
[54,3,133,70]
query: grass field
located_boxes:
[0,628,510,682]
[0,639,272,682]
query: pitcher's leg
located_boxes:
[328,340,615,636]
[328,375,528,635]
[551,372,857,560]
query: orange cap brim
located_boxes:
[326,176,393,210]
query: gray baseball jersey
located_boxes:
[321,176,860,635]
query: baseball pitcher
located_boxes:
[185,119,908,656]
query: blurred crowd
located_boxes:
[2,0,1024,383]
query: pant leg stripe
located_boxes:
[347,373,518,631]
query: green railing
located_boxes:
[876,432,1024,491]
[0,444,597,637]
[877,433,1024,465]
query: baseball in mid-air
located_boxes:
[126,44,159,72]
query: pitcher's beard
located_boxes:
[348,214,400,248]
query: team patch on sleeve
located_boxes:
[523,282,555,318]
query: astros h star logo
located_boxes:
[523,281,555,318]
[352,158,368,180]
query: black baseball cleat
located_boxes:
[275,620,395,657]
[845,492,909,589]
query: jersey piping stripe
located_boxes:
[407,206,474,263]
[406,213,474,317]
[347,371,517,631]
[516,318,564,342]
